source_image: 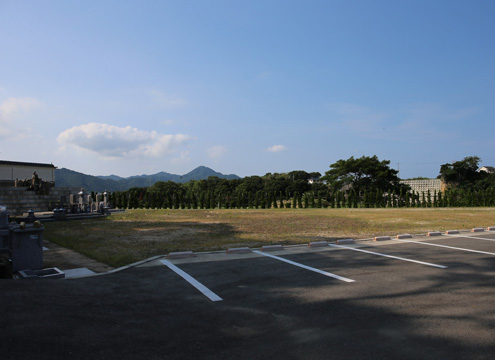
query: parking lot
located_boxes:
[2,231,495,359]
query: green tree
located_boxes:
[375,189,382,208]
[391,190,398,208]
[322,155,408,196]
[386,193,392,208]
[421,192,427,207]
[438,156,484,189]
[297,192,303,209]
[362,191,369,208]
[404,191,411,208]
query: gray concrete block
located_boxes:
[396,234,413,239]
[427,231,442,236]
[445,230,459,234]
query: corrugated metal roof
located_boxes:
[0,160,56,168]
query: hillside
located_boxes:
[55,169,125,192]
[55,166,240,192]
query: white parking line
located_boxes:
[252,250,355,283]
[444,234,495,243]
[396,239,495,256]
[160,260,223,302]
[328,244,448,269]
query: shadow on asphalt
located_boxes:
[1,246,495,360]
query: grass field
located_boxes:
[43,208,495,267]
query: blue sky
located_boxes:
[1,0,494,179]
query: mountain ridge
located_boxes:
[55,166,241,192]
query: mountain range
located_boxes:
[55,166,241,192]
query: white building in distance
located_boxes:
[400,179,444,194]
[0,160,56,186]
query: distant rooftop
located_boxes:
[479,166,495,174]
[0,160,56,168]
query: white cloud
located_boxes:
[266,145,288,153]
[149,89,186,108]
[0,97,42,139]
[0,97,41,119]
[57,123,190,158]
[207,145,227,158]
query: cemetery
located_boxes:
[0,161,114,278]
[0,191,112,279]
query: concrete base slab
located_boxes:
[64,268,96,279]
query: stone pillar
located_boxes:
[87,194,93,213]
[103,191,108,207]
[78,188,86,213]
[95,193,101,213]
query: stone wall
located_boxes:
[0,186,80,215]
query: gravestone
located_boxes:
[0,206,9,253]
[9,223,44,272]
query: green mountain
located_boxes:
[97,174,125,181]
[55,168,124,192]
[55,166,240,192]
[181,166,239,182]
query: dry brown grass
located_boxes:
[43,208,495,267]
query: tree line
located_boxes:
[109,184,495,210]
[106,155,495,209]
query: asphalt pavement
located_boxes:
[2,232,495,359]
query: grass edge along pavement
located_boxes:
[42,207,495,268]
